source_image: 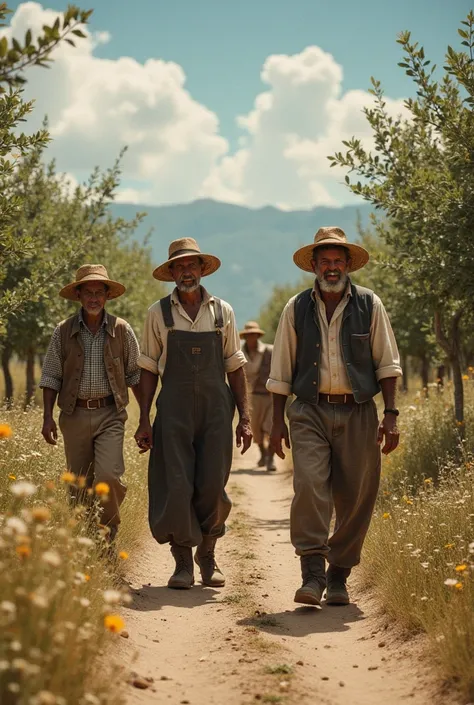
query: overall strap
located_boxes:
[160,295,174,329]
[213,297,224,329]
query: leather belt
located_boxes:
[76,395,115,410]
[319,393,356,405]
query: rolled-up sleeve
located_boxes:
[266,298,297,396]
[125,325,141,386]
[371,295,403,381]
[138,306,162,375]
[223,307,246,373]
[39,327,63,392]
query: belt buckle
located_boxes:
[86,399,99,410]
[328,394,346,404]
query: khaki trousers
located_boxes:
[59,405,128,528]
[250,393,272,445]
[288,397,381,568]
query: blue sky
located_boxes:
[5,0,471,208]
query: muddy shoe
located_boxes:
[168,543,194,589]
[195,537,225,587]
[294,554,326,606]
[325,565,350,605]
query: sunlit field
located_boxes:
[0,394,148,705]
[362,382,474,701]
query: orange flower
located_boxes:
[95,482,110,497]
[60,471,76,484]
[31,507,51,523]
[16,545,31,558]
[118,551,129,561]
[0,423,12,439]
[455,564,467,573]
[382,512,391,519]
[104,614,125,633]
[455,582,463,591]
[84,574,91,582]
[8,474,16,480]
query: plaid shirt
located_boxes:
[40,309,141,399]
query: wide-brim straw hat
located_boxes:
[293,226,369,273]
[152,237,221,282]
[240,321,265,338]
[59,264,125,301]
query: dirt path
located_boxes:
[120,445,444,705]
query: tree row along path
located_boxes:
[120,445,446,705]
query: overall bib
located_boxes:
[148,295,235,547]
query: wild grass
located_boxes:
[0,401,148,705]
[362,382,474,702]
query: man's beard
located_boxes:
[317,271,348,294]
[177,276,200,293]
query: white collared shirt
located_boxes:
[138,287,246,377]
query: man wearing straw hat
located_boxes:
[40,264,141,542]
[135,238,252,590]
[268,227,402,606]
[240,321,275,471]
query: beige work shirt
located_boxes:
[242,340,273,390]
[267,283,402,397]
[138,287,246,377]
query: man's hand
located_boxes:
[134,419,153,454]
[236,416,252,455]
[42,417,58,446]
[270,420,291,460]
[377,413,400,455]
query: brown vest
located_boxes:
[247,344,272,396]
[57,312,130,414]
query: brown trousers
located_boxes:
[59,405,128,528]
[250,393,272,445]
[288,397,381,568]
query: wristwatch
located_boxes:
[383,408,399,416]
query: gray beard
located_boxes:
[177,280,200,293]
[317,272,348,294]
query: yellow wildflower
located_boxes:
[424,478,432,484]
[84,574,91,582]
[16,545,31,558]
[469,366,474,372]
[462,374,469,381]
[455,564,467,573]
[402,495,413,505]
[8,474,16,480]
[31,507,51,523]
[455,582,463,591]
[445,543,455,549]
[95,482,110,497]
[0,423,12,439]
[77,476,87,489]
[118,551,129,561]
[60,471,76,484]
[104,614,125,633]
[382,512,391,519]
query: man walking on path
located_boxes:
[268,227,402,606]
[240,321,275,471]
[40,264,141,542]
[135,238,252,590]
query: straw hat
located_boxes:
[240,321,265,339]
[153,237,221,282]
[59,264,125,301]
[293,226,369,273]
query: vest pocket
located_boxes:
[350,333,371,363]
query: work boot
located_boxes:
[325,565,351,605]
[168,542,194,589]
[294,554,326,606]
[195,536,225,587]
[257,444,266,467]
[266,452,276,472]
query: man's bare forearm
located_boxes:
[138,369,159,421]
[43,388,58,419]
[380,377,397,410]
[272,393,288,425]
[228,367,250,420]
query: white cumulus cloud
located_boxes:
[6,3,407,209]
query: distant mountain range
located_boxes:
[110,199,372,325]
